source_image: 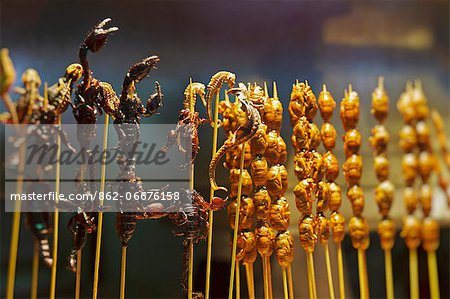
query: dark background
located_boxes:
[1,1,449,298]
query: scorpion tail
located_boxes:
[67,250,78,273]
[39,238,53,268]
[209,142,232,193]
[181,241,189,294]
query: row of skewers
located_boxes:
[2,17,450,299]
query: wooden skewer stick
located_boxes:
[324,243,335,299]
[336,242,345,299]
[120,246,127,299]
[31,240,39,299]
[384,250,394,299]
[262,257,270,299]
[409,248,419,299]
[245,264,255,299]
[306,252,314,299]
[287,265,294,299]
[204,92,221,299]
[236,261,240,299]
[228,146,247,299]
[92,114,110,299]
[75,251,82,299]
[358,249,369,299]
[187,79,195,299]
[427,251,440,299]
[282,268,289,299]
[267,257,273,299]
[49,115,62,299]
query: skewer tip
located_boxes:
[378,76,384,89]
[348,84,353,93]
[322,84,327,93]
[264,81,269,97]
[273,81,278,99]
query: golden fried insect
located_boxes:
[275,230,295,268]
[377,219,396,250]
[328,182,342,212]
[371,77,389,123]
[250,123,268,156]
[347,185,365,216]
[229,169,253,198]
[321,122,337,151]
[227,196,255,231]
[254,188,271,221]
[419,184,432,217]
[374,180,395,218]
[224,142,252,170]
[418,151,435,182]
[278,164,289,194]
[374,154,390,182]
[330,212,345,243]
[316,181,330,213]
[294,151,311,180]
[369,125,389,155]
[256,222,276,256]
[303,81,318,121]
[263,94,283,132]
[411,81,429,120]
[269,196,290,231]
[237,231,258,265]
[278,135,287,164]
[299,216,317,252]
[401,153,418,186]
[323,151,339,181]
[291,116,310,151]
[431,109,450,169]
[318,84,336,122]
[266,129,281,165]
[348,216,370,250]
[344,129,361,158]
[397,86,416,124]
[251,157,268,188]
[267,165,284,198]
[289,83,306,125]
[294,179,314,215]
[421,218,439,252]
[309,122,321,150]
[403,187,418,214]
[415,120,430,150]
[398,125,417,153]
[343,154,363,186]
[340,89,360,131]
[401,215,422,249]
[316,214,330,244]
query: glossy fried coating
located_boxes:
[401,153,417,186]
[323,151,339,181]
[316,214,330,244]
[275,230,295,268]
[303,82,318,122]
[401,215,422,249]
[278,164,289,194]
[419,184,432,217]
[309,123,321,150]
[266,165,284,198]
[316,181,330,213]
[397,88,416,124]
[299,216,317,252]
[270,197,290,231]
[374,154,389,181]
[421,218,439,252]
[263,96,283,132]
[377,218,396,250]
[369,125,389,155]
[250,123,268,156]
[318,86,336,122]
[398,125,417,153]
[229,168,253,198]
[251,157,268,188]
[266,129,281,165]
[237,231,258,264]
[411,83,429,120]
[330,211,345,243]
[416,121,430,150]
[224,142,251,170]
[289,84,306,125]
[291,117,320,151]
[344,129,361,158]
[347,185,365,216]
[321,122,337,151]
[253,188,271,222]
[374,180,395,217]
[403,187,418,214]
[340,90,360,131]
[277,135,288,164]
[328,182,342,212]
[294,179,314,215]
[294,151,311,180]
[371,79,389,123]
[348,216,370,250]
[343,154,363,186]
[256,222,276,256]
[418,151,435,182]
[227,196,255,231]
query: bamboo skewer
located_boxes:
[287,265,294,299]
[31,240,39,299]
[384,250,394,299]
[205,92,221,299]
[409,249,419,299]
[236,261,241,299]
[75,251,82,299]
[49,116,62,299]
[427,251,440,299]
[282,268,289,299]
[358,249,368,299]
[92,114,110,299]
[336,243,345,299]
[245,264,255,299]
[324,243,335,299]
[187,79,195,299]
[228,146,246,299]
[120,246,127,299]
[262,257,270,299]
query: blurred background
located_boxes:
[1,0,449,298]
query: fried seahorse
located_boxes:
[205,71,236,124]
[184,82,206,109]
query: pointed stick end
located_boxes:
[273,81,278,99]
